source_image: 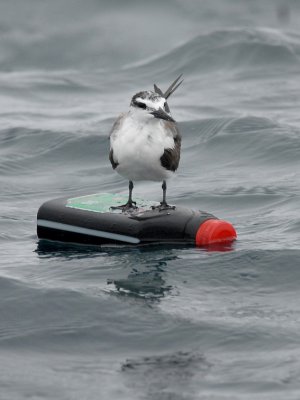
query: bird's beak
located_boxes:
[150,108,175,123]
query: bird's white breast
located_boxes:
[110,113,175,181]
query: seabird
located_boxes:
[109,75,183,211]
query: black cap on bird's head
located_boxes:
[130,74,183,123]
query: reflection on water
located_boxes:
[107,266,173,301]
[106,248,179,301]
[36,239,105,260]
[36,239,236,302]
[121,351,211,399]
[106,243,236,300]
[203,241,237,252]
[36,240,180,301]
[36,239,236,257]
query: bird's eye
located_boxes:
[164,102,167,109]
[136,102,146,109]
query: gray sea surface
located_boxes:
[1,0,300,399]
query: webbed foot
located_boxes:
[151,202,176,211]
[110,201,137,212]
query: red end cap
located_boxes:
[195,219,237,246]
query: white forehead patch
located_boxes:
[136,96,165,110]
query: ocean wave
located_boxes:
[127,28,300,76]
[181,115,300,165]
[1,114,298,188]
[0,127,111,177]
[2,19,300,75]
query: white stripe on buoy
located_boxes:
[37,219,140,244]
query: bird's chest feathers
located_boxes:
[113,118,174,164]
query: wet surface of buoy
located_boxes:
[37,193,237,247]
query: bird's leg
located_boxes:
[161,180,168,207]
[127,180,136,208]
[152,180,175,211]
[110,180,137,212]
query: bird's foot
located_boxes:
[152,202,176,211]
[110,201,138,213]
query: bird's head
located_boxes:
[129,75,183,123]
[130,91,174,122]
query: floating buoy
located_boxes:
[37,193,237,247]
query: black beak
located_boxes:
[150,108,175,123]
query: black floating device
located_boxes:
[37,193,237,247]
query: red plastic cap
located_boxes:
[195,219,237,246]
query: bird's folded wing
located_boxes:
[160,121,181,172]
[109,113,126,139]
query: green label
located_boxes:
[66,193,158,214]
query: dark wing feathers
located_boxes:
[109,114,126,169]
[109,148,118,169]
[160,121,181,172]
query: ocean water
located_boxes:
[1,0,300,399]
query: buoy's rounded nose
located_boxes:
[195,219,237,246]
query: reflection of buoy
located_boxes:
[37,193,237,247]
